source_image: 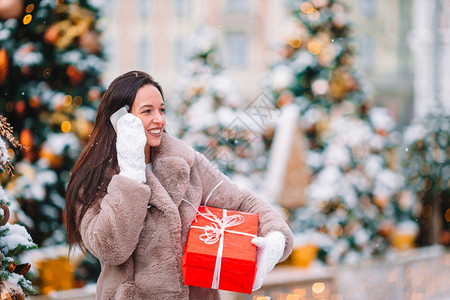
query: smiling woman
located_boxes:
[130,84,166,150]
[64,70,293,300]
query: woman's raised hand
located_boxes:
[116,113,147,183]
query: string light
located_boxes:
[63,95,72,106]
[23,14,32,25]
[312,282,326,294]
[308,41,321,55]
[26,4,35,13]
[73,96,83,107]
[300,2,314,14]
[61,121,71,133]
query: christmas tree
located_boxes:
[0,0,104,248]
[169,25,266,190]
[402,108,449,247]
[0,115,37,297]
[264,0,418,264]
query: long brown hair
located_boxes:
[65,70,164,252]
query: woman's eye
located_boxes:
[159,108,166,114]
[142,109,151,114]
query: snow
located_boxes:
[323,143,351,168]
[374,169,403,197]
[0,137,10,165]
[369,107,396,131]
[404,121,427,144]
[270,65,294,92]
[0,28,11,41]
[292,51,316,73]
[13,44,44,67]
[0,223,35,253]
[43,133,80,156]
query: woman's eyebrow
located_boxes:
[139,103,165,109]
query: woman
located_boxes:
[65,70,293,299]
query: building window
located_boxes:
[137,37,152,70]
[173,37,187,69]
[357,35,374,73]
[136,0,152,19]
[103,37,118,69]
[359,0,376,18]
[225,32,248,68]
[174,0,191,17]
[227,0,249,13]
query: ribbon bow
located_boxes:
[196,208,245,245]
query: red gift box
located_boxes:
[182,206,259,294]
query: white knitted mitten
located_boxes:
[116,113,147,183]
[251,231,285,291]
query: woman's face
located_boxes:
[130,84,166,147]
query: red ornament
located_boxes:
[0,48,8,86]
[66,65,84,85]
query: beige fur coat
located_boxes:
[80,133,293,299]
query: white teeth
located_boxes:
[149,129,161,134]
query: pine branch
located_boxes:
[0,115,29,176]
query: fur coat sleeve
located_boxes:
[192,152,294,261]
[79,175,151,265]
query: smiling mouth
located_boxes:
[148,128,162,136]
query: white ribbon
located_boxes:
[190,207,256,289]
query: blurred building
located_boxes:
[100,0,415,124]
[100,0,286,101]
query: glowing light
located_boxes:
[61,121,71,133]
[73,96,83,107]
[288,38,302,48]
[287,294,300,300]
[308,9,320,20]
[26,4,35,13]
[308,41,321,55]
[445,209,450,222]
[312,282,325,294]
[291,289,306,297]
[63,95,72,107]
[300,2,314,14]
[23,14,32,25]
[43,67,52,79]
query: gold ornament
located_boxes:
[0,48,8,86]
[73,118,93,141]
[50,4,95,50]
[0,0,24,20]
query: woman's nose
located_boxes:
[152,114,163,124]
